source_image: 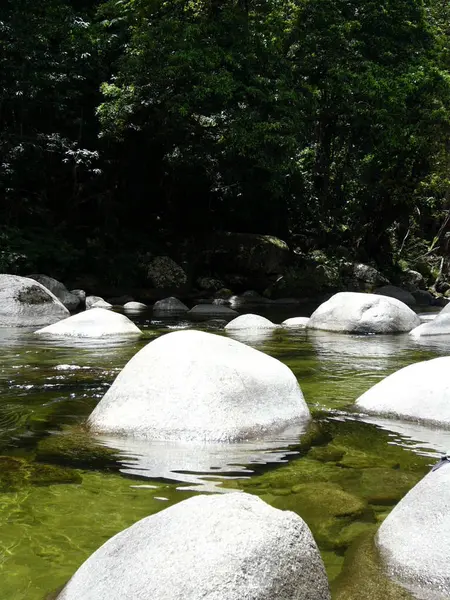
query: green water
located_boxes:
[0,315,448,600]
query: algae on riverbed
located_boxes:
[0,320,444,600]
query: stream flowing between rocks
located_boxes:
[0,307,448,600]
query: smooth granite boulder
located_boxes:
[282,317,310,328]
[0,274,69,327]
[376,464,450,599]
[85,295,105,309]
[35,308,142,338]
[355,357,450,427]
[152,297,189,314]
[123,301,147,311]
[90,300,112,309]
[57,493,330,600]
[88,330,309,441]
[28,274,80,311]
[308,292,419,334]
[225,314,278,330]
[409,311,450,337]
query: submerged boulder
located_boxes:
[355,357,450,426]
[57,493,330,600]
[225,314,278,331]
[376,463,450,599]
[0,274,69,327]
[88,329,309,441]
[28,274,80,311]
[308,292,419,334]
[35,308,142,338]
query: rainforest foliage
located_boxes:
[1,0,450,279]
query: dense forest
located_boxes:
[1,0,450,293]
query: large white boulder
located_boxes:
[308,292,419,334]
[57,493,330,600]
[225,314,278,330]
[0,274,69,327]
[376,464,450,599]
[35,308,142,338]
[410,312,450,337]
[355,357,450,426]
[28,274,80,311]
[88,330,309,441]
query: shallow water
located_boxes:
[0,309,449,599]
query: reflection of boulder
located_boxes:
[35,308,142,338]
[88,330,310,442]
[376,465,450,599]
[96,423,308,491]
[308,292,419,334]
[0,274,69,327]
[355,357,450,427]
[57,493,330,600]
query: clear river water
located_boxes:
[0,306,448,600]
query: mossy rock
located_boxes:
[332,532,413,600]
[272,482,372,550]
[307,445,345,463]
[36,430,120,471]
[322,420,431,473]
[288,482,368,518]
[351,468,423,506]
[0,456,81,492]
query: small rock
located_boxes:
[225,314,278,330]
[282,317,310,328]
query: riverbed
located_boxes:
[0,308,448,599]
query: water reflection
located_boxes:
[96,423,309,492]
[339,412,450,459]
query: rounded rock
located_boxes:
[0,274,69,327]
[57,493,330,600]
[123,301,147,311]
[88,329,310,441]
[35,308,142,338]
[308,292,419,334]
[282,317,310,328]
[355,357,450,426]
[376,465,450,599]
[225,314,278,330]
[153,297,189,314]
